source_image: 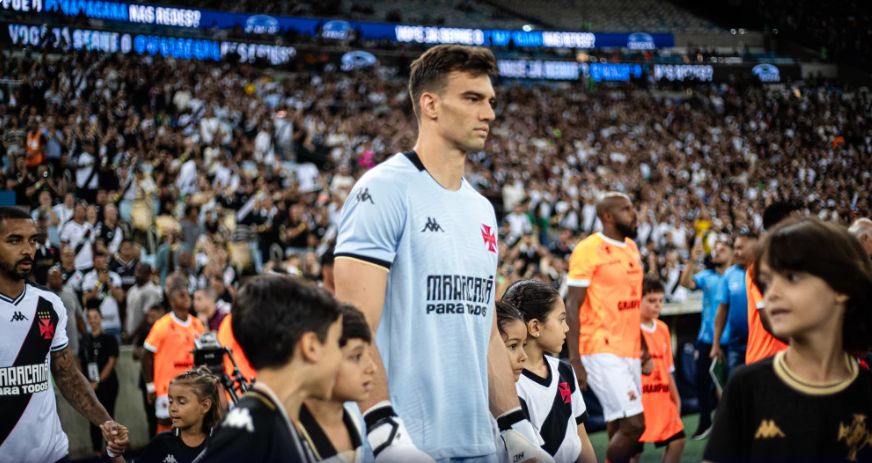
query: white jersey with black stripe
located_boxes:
[516,355,588,463]
[0,282,70,463]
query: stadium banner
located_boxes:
[2,22,296,65]
[0,0,676,48]
[496,59,804,83]
[652,63,803,83]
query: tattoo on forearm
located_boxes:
[51,348,111,427]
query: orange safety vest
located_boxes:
[25,132,44,167]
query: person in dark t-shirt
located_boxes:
[80,305,120,458]
[705,218,872,463]
[204,275,344,463]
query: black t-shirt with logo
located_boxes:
[705,351,872,463]
[135,429,208,463]
[33,244,60,286]
[79,332,119,389]
[206,389,317,463]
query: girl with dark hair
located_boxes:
[705,218,872,463]
[502,280,597,463]
[113,367,223,463]
[496,300,529,382]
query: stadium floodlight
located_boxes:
[522,24,533,32]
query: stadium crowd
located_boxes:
[1,48,870,316]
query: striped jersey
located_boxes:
[335,151,500,459]
[0,282,70,463]
[516,355,588,463]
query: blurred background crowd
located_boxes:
[1,45,870,346]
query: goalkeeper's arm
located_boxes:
[335,258,435,463]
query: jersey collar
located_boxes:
[773,350,859,395]
[170,311,192,327]
[640,320,657,333]
[597,232,627,248]
[0,284,27,306]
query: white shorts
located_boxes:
[581,353,643,423]
[155,394,170,419]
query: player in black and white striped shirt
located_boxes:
[0,206,128,463]
[503,280,597,463]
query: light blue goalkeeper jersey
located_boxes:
[335,151,500,460]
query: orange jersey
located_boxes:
[639,319,684,443]
[745,266,788,364]
[568,233,644,358]
[217,314,257,383]
[144,312,205,396]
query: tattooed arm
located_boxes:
[51,346,128,453]
[51,346,112,426]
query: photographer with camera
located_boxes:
[205,275,344,463]
[142,274,206,434]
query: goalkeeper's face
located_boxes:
[331,339,376,403]
[436,71,496,153]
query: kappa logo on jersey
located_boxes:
[10,311,28,322]
[558,382,571,404]
[755,420,786,439]
[356,188,374,204]
[421,217,444,233]
[163,455,179,463]
[223,407,255,433]
[481,224,497,253]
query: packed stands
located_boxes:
[1,47,867,305]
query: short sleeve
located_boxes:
[714,274,730,306]
[335,170,407,270]
[106,335,119,358]
[571,372,588,423]
[50,293,69,352]
[59,225,71,244]
[143,321,165,353]
[692,271,707,290]
[567,244,595,287]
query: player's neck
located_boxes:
[412,137,466,191]
[304,398,345,426]
[640,317,655,329]
[256,367,309,422]
[172,309,189,322]
[600,227,625,243]
[179,424,207,447]
[0,275,25,299]
[784,333,851,383]
[523,341,548,376]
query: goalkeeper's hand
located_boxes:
[364,402,436,463]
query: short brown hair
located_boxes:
[408,44,498,119]
[754,217,872,354]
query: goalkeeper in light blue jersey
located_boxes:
[335,45,552,463]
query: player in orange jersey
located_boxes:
[142,274,205,433]
[745,202,799,365]
[633,276,684,463]
[566,192,646,463]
